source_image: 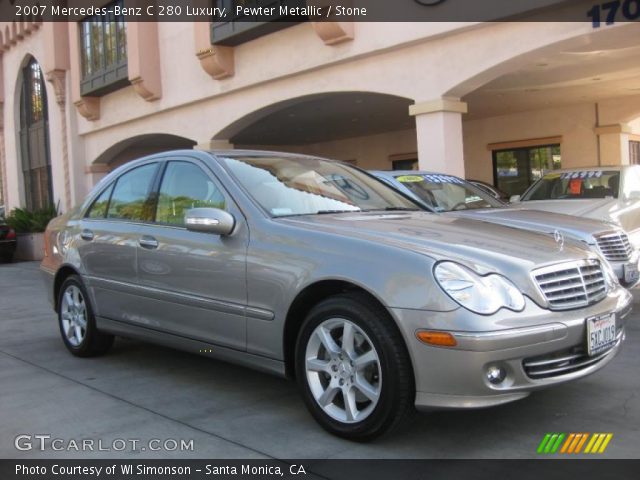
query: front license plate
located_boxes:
[587,313,617,357]
[623,262,639,284]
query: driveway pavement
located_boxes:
[1,261,638,459]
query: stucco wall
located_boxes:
[463,103,600,183]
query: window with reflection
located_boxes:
[156,162,226,226]
[86,183,115,219]
[106,164,157,221]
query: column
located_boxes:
[410,97,467,177]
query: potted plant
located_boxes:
[5,205,59,261]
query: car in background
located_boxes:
[467,179,509,201]
[41,150,632,440]
[0,221,17,262]
[512,166,640,250]
[372,170,639,287]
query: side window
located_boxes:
[86,183,114,219]
[156,162,226,226]
[106,163,158,221]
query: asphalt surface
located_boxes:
[0,261,638,459]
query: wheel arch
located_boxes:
[283,279,404,380]
[53,265,81,311]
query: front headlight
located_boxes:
[434,261,526,315]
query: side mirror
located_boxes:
[185,208,235,235]
[510,195,521,203]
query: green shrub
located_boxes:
[6,205,59,233]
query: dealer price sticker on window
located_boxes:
[587,313,617,356]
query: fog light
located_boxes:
[486,366,506,385]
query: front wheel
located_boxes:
[58,275,114,357]
[295,294,414,441]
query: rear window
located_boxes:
[522,170,620,200]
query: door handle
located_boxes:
[80,229,94,241]
[138,236,159,249]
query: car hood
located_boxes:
[447,207,617,244]
[278,211,597,280]
[516,199,617,222]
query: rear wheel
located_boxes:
[295,293,414,441]
[58,275,114,357]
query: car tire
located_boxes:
[58,275,114,357]
[295,293,414,441]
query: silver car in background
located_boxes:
[372,171,640,287]
[41,151,632,440]
[512,166,640,249]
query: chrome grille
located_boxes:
[595,231,632,262]
[523,331,622,379]
[533,260,607,310]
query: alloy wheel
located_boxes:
[305,318,382,424]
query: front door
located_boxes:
[134,158,248,350]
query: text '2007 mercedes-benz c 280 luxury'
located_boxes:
[41,151,633,440]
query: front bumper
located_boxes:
[391,287,633,410]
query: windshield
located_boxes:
[522,170,620,200]
[221,156,420,217]
[391,174,504,212]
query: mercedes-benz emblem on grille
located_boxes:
[554,230,565,250]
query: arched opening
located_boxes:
[92,133,197,170]
[214,92,416,170]
[18,56,52,210]
[441,24,640,196]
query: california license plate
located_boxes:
[623,262,639,284]
[587,313,617,357]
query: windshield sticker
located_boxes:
[422,174,465,185]
[396,175,425,183]
[560,171,603,180]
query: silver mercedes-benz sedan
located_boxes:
[371,170,639,287]
[41,151,633,440]
[511,166,640,250]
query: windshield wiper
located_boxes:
[361,207,420,212]
[315,210,360,215]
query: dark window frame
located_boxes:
[20,58,53,211]
[211,0,305,46]
[631,140,640,166]
[79,0,129,97]
[491,143,561,197]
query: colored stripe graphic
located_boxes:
[538,433,613,454]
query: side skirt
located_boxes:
[96,316,287,378]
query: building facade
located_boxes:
[1,7,640,213]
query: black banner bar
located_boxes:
[1,460,639,480]
[1,0,640,23]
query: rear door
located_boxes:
[133,157,249,350]
[78,161,159,323]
